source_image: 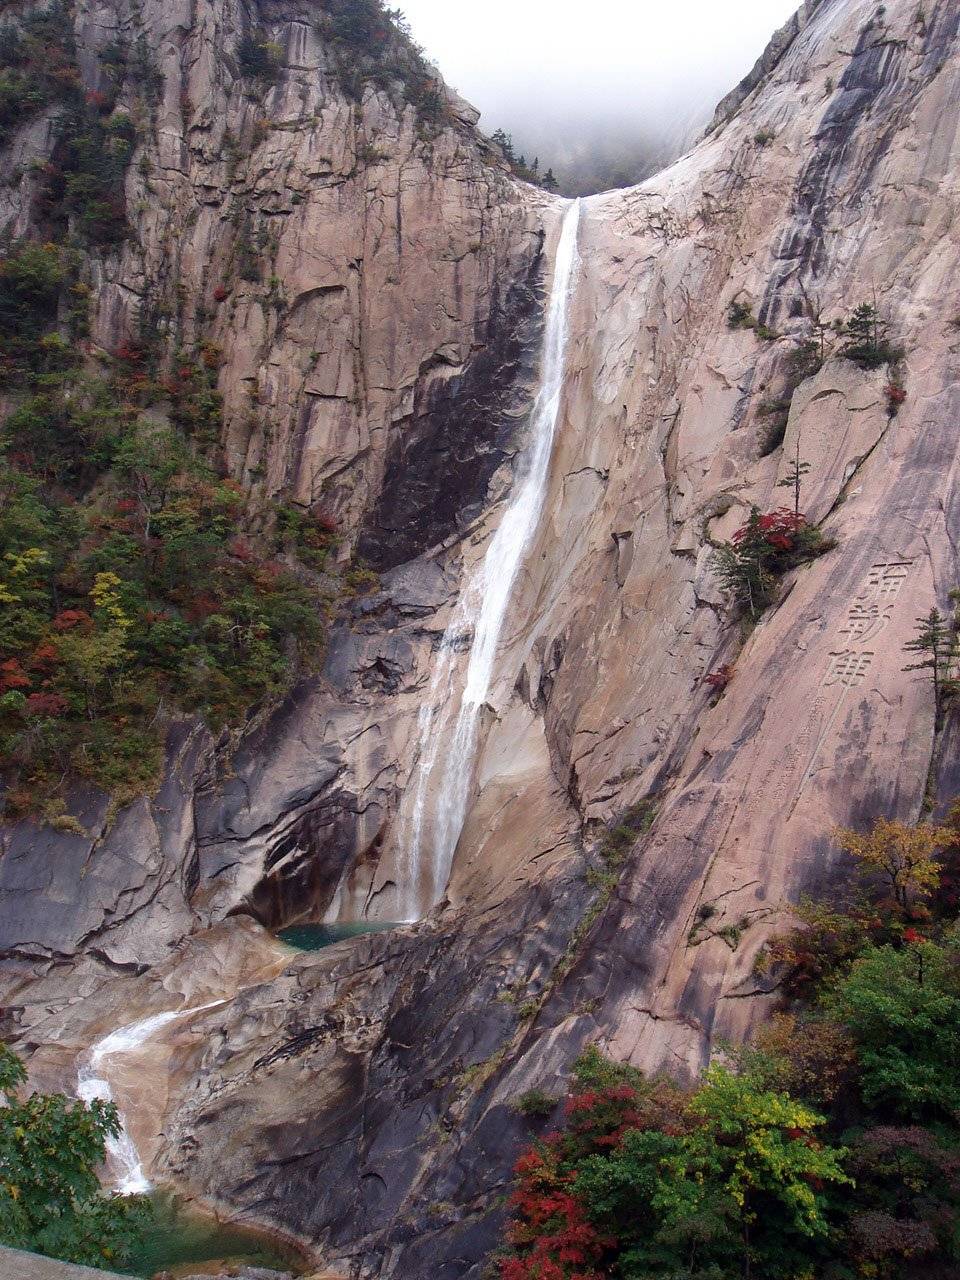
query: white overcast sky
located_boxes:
[399,0,801,146]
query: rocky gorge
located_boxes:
[2,0,960,1275]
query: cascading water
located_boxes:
[398,199,582,921]
[77,1002,223,1195]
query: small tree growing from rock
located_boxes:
[777,435,811,519]
[711,507,831,622]
[903,607,959,731]
[841,302,901,370]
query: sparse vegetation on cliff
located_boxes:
[841,302,904,371]
[315,0,449,128]
[490,129,559,191]
[711,506,833,622]
[726,297,777,341]
[0,2,144,246]
[237,29,282,82]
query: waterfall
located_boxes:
[77,1001,223,1195]
[398,199,582,921]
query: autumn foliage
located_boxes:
[711,505,832,621]
[504,813,960,1279]
[0,234,338,816]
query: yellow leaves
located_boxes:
[90,571,131,630]
[4,546,49,577]
[834,817,951,910]
[0,547,50,605]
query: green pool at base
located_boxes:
[278,920,401,950]
[126,1190,307,1277]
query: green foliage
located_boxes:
[512,1089,557,1119]
[597,799,657,868]
[841,302,902,370]
[0,2,78,147]
[504,1056,848,1280]
[727,299,754,329]
[776,436,811,517]
[0,4,142,247]
[828,938,960,1120]
[903,606,959,730]
[507,807,960,1279]
[488,130,557,192]
[237,30,281,81]
[582,1068,847,1279]
[0,242,84,388]
[0,1042,150,1268]
[573,1044,646,1092]
[727,297,777,340]
[39,95,136,245]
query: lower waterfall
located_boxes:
[77,1002,223,1195]
[397,198,583,921]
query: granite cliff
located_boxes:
[2,0,960,1276]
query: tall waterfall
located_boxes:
[77,1001,223,1194]
[398,199,582,921]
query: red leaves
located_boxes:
[25,692,67,717]
[704,664,735,691]
[0,659,31,691]
[733,507,808,553]
[228,536,254,563]
[504,1089,627,1278]
[314,509,339,534]
[112,341,146,364]
[52,609,92,633]
[184,593,219,622]
[502,1173,610,1280]
[27,643,58,671]
[885,382,907,412]
[903,927,927,944]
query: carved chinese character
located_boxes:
[824,650,874,689]
[857,562,911,603]
[839,602,893,645]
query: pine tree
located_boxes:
[541,167,558,192]
[842,302,897,369]
[711,508,777,622]
[903,607,959,730]
[777,436,811,518]
[490,128,515,163]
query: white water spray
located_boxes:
[398,199,582,921]
[77,1001,223,1195]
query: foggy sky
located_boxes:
[398,0,801,187]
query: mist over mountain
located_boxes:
[485,110,701,197]
[399,0,801,193]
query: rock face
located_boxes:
[4,0,960,1277]
[0,1245,133,1279]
